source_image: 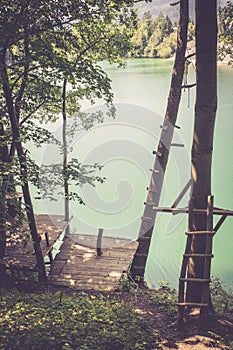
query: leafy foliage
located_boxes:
[37,159,106,203]
[130,11,177,58]
[0,289,159,350]
[210,277,233,316]
[130,10,198,59]
[218,1,233,63]
[0,0,149,254]
[148,283,177,318]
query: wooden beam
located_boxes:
[213,215,227,235]
[171,179,193,208]
[153,206,233,216]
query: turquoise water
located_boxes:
[32,59,233,289]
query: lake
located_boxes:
[33,58,233,289]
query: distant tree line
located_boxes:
[131,2,233,60]
[130,11,195,58]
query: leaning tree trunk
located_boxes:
[130,0,189,281]
[186,0,217,302]
[0,56,47,283]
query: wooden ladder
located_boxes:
[177,195,214,329]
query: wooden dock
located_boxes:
[1,214,138,290]
[48,234,138,291]
[1,215,70,273]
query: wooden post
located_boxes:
[199,195,214,329]
[177,198,194,328]
[45,232,50,247]
[44,232,53,264]
[97,228,103,257]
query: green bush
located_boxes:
[0,289,159,350]
[148,283,177,318]
[210,277,233,316]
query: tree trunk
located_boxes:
[186,0,217,302]
[0,123,8,259]
[0,56,47,283]
[130,0,189,281]
[62,78,70,234]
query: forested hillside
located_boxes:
[135,0,228,20]
[130,11,195,58]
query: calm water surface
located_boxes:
[33,59,233,289]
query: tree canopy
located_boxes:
[0,0,149,265]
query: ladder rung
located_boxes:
[184,254,213,258]
[152,151,162,157]
[149,168,160,174]
[139,236,151,240]
[132,266,144,270]
[141,216,151,222]
[135,253,148,257]
[185,230,215,235]
[179,278,210,283]
[174,124,181,129]
[146,187,157,193]
[171,143,184,147]
[177,302,208,307]
[144,202,156,206]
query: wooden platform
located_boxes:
[48,234,138,291]
[1,215,70,272]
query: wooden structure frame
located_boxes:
[152,182,233,328]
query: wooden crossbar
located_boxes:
[153,206,233,216]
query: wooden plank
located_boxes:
[48,234,138,290]
[153,206,233,216]
[68,234,137,250]
[48,279,117,291]
[179,278,210,283]
[185,230,214,235]
[177,303,208,307]
[2,215,70,272]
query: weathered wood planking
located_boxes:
[1,215,69,271]
[48,234,138,291]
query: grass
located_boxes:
[0,277,233,349]
[0,289,160,350]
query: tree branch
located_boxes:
[19,101,47,126]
